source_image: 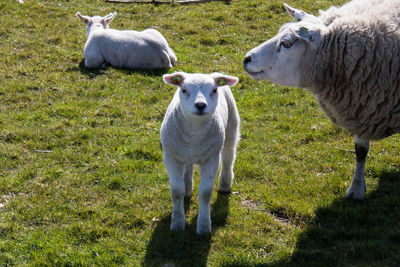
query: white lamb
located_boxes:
[243,0,400,200]
[76,12,177,70]
[160,72,240,234]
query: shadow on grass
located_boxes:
[224,169,400,266]
[68,60,167,78]
[143,193,230,266]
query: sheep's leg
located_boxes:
[84,56,104,68]
[183,164,194,197]
[164,154,185,231]
[345,136,370,200]
[160,50,173,69]
[197,154,220,235]
[84,48,104,68]
[218,142,236,193]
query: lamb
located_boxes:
[243,0,400,200]
[160,72,240,234]
[76,12,177,70]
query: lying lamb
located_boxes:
[76,12,177,70]
[243,0,400,200]
[161,72,240,234]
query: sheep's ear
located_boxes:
[104,12,117,25]
[76,12,90,24]
[213,73,239,87]
[293,26,321,43]
[284,3,316,22]
[163,72,185,86]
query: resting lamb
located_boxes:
[161,72,240,234]
[243,0,400,200]
[76,12,177,70]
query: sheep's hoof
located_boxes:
[196,225,212,235]
[170,217,185,231]
[345,188,365,200]
[170,223,185,232]
[217,189,231,195]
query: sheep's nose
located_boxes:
[243,55,252,64]
[195,102,207,112]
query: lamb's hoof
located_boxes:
[196,225,212,235]
[170,223,184,232]
[217,183,232,194]
[345,188,365,200]
[170,219,185,231]
[217,188,231,195]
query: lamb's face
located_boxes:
[178,75,219,120]
[243,22,323,87]
[163,72,238,122]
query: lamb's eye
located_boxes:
[211,88,218,95]
[181,88,189,95]
[281,40,292,49]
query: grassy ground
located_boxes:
[1,0,400,266]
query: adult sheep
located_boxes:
[76,12,177,70]
[243,0,400,200]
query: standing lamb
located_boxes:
[243,0,400,200]
[76,12,177,70]
[161,72,240,234]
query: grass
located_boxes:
[1,0,399,266]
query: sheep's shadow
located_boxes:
[222,168,400,266]
[68,60,167,78]
[116,66,167,77]
[143,192,230,266]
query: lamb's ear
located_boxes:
[163,72,185,86]
[284,3,316,22]
[104,12,117,25]
[212,73,239,87]
[76,12,90,24]
[293,26,321,43]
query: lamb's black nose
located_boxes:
[243,55,252,64]
[195,102,207,112]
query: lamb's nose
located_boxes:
[195,102,207,112]
[243,55,252,64]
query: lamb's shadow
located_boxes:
[143,192,230,266]
[223,169,400,266]
[68,60,167,78]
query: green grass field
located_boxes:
[1,0,400,265]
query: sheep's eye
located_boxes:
[211,88,218,95]
[181,88,189,95]
[281,40,292,49]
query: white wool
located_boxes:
[160,72,240,234]
[244,0,400,200]
[76,12,176,70]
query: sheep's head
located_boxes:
[243,4,325,88]
[76,12,117,36]
[163,72,238,121]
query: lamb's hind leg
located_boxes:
[345,136,370,200]
[218,124,239,193]
[184,164,194,197]
[218,142,236,193]
[160,50,173,69]
[84,50,104,68]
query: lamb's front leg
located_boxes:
[345,136,370,200]
[197,154,221,235]
[163,154,185,231]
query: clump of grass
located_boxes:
[0,0,399,266]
